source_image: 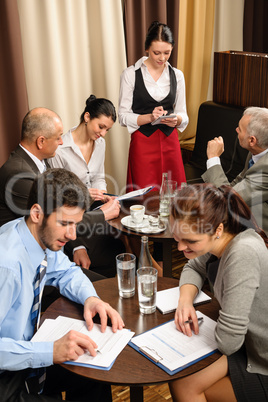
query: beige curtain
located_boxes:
[17,0,129,194]
[177,0,215,151]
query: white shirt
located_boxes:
[48,128,107,191]
[118,57,189,134]
[207,148,268,169]
[19,144,46,173]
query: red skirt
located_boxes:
[126,128,186,192]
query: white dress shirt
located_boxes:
[118,57,189,134]
[19,144,46,173]
[48,128,107,191]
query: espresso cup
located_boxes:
[130,205,145,225]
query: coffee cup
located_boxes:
[130,205,145,225]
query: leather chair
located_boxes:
[184,101,248,183]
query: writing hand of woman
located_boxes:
[151,106,167,121]
[89,188,106,201]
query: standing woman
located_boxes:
[49,94,116,202]
[169,184,268,401]
[119,21,188,192]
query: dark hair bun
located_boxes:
[86,94,96,106]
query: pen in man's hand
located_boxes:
[184,317,204,325]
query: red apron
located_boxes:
[126,128,186,192]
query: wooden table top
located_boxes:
[41,277,221,387]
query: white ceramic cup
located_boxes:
[116,253,136,298]
[137,266,158,314]
[130,205,145,225]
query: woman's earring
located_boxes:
[216,235,220,239]
[85,121,87,126]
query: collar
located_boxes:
[252,148,268,164]
[134,56,170,71]
[19,144,46,173]
[17,217,46,269]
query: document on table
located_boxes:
[156,286,211,314]
[32,316,135,370]
[93,186,154,210]
[129,311,218,375]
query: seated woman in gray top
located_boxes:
[169,183,268,401]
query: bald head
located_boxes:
[20,107,63,160]
[21,107,62,143]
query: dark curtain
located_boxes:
[243,0,268,53]
[123,0,180,67]
[0,0,28,166]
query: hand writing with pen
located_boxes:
[174,284,203,337]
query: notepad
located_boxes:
[156,286,211,314]
[93,186,154,210]
[151,114,177,125]
[129,311,218,375]
[32,316,134,370]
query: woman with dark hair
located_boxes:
[169,183,268,401]
[49,94,116,202]
[49,95,125,278]
[118,21,188,192]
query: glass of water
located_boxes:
[116,253,136,298]
[137,267,158,314]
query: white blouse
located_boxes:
[118,56,189,134]
[48,128,107,191]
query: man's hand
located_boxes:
[73,248,91,269]
[100,198,120,221]
[53,330,98,363]
[83,297,125,333]
[207,136,224,159]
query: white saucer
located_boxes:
[121,215,166,234]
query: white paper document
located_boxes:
[32,316,135,370]
[129,311,217,374]
[93,186,154,210]
[156,286,211,314]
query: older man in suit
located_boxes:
[0,107,122,281]
[202,106,268,234]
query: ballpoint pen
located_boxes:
[184,317,204,325]
[103,193,117,197]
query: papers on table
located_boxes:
[156,286,211,314]
[129,311,218,375]
[93,186,154,210]
[151,114,177,125]
[32,316,134,370]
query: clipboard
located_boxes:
[129,313,218,376]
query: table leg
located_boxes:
[130,386,143,401]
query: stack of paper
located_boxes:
[129,311,218,375]
[32,316,134,370]
[156,286,211,314]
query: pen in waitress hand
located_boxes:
[184,317,204,325]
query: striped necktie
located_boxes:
[248,158,254,169]
[26,255,47,394]
[31,255,47,329]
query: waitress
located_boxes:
[118,20,189,192]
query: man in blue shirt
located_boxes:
[0,168,124,401]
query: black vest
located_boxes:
[132,65,177,137]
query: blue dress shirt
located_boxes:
[0,218,98,371]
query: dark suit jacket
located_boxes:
[0,145,105,233]
[202,152,268,235]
